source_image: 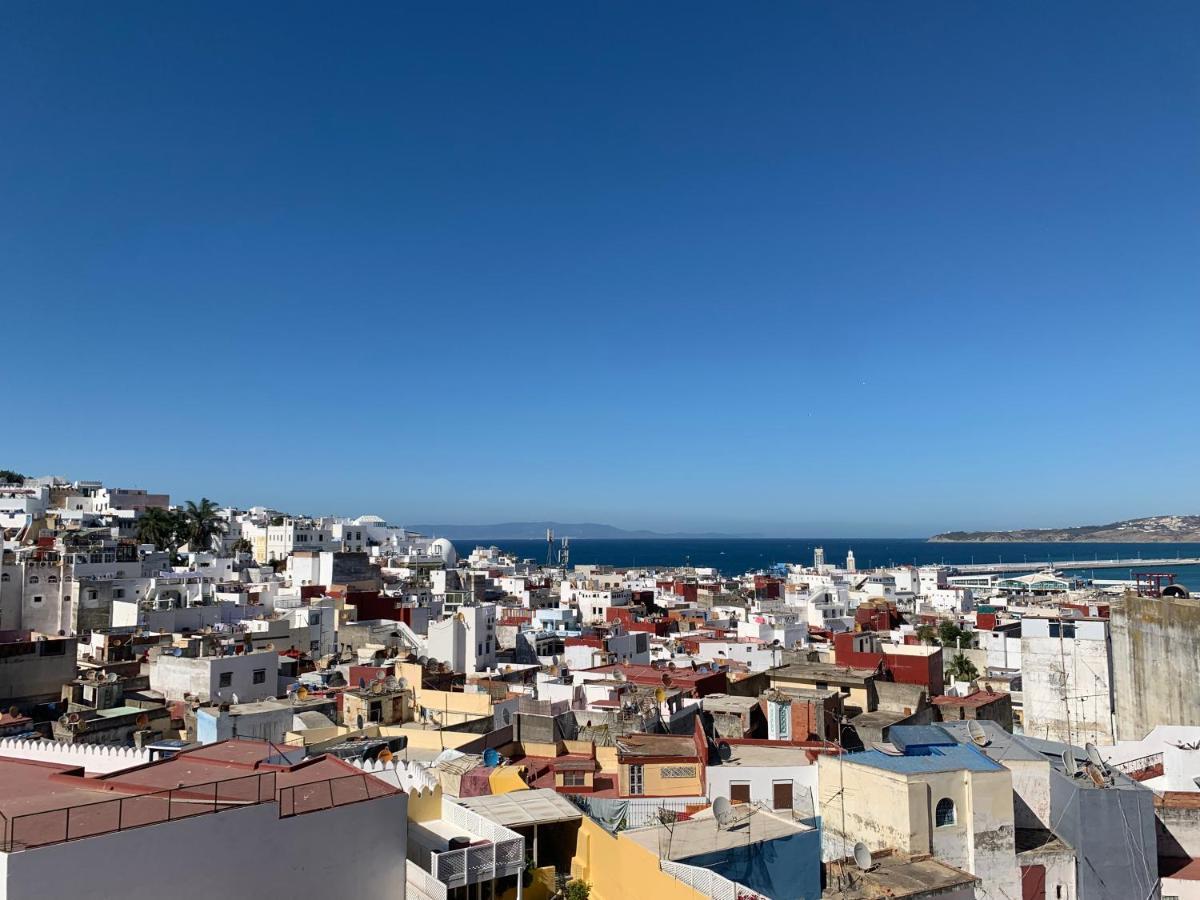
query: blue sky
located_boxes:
[3,2,1198,536]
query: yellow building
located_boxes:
[614,729,705,798]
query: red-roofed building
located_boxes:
[585,662,727,697]
[0,739,406,898]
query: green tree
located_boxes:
[182,498,226,552]
[947,653,979,683]
[937,621,975,649]
[230,537,253,556]
[915,624,938,645]
[136,507,176,550]
[0,469,25,484]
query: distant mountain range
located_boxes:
[930,515,1200,543]
[408,521,759,540]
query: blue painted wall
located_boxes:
[679,820,822,899]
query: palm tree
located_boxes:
[183,498,226,552]
[946,653,979,683]
[136,507,175,550]
[230,537,253,556]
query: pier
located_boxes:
[947,556,1200,575]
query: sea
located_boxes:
[463,537,1200,585]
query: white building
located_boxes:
[149,647,281,703]
[1021,615,1114,745]
[427,603,497,673]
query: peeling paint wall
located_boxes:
[1111,592,1200,740]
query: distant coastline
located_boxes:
[930,515,1200,543]
[408,521,761,541]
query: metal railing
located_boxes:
[1113,752,1163,777]
[0,771,276,852]
[277,772,398,817]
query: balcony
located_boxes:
[407,798,525,891]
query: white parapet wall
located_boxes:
[0,737,151,773]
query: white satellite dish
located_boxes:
[1085,742,1107,771]
[1062,748,1079,776]
[853,842,874,872]
[967,720,990,747]
[713,796,734,828]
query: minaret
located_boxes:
[846,549,856,573]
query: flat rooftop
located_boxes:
[823,851,978,899]
[625,806,810,861]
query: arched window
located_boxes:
[28,575,39,584]
[48,575,59,584]
[935,798,956,827]
[0,573,9,582]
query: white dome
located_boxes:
[353,515,386,525]
[429,538,458,566]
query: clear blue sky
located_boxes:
[3,2,1198,536]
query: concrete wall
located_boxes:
[1022,631,1114,745]
[1111,592,1200,740]
[569,815,712,900]
[0,638,77,706]
[705,762,819,817]
[0,792,407,900]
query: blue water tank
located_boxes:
[483,748,501,767]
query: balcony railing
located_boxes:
[660,860,768,900]
[0,771,398,853]
[0,772,276,852]
[429,800,525,888]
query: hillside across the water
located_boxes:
[930,515,1200,542]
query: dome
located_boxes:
[429,538,458,566]
[353,515,386,525]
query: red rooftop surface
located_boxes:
[585,663,727,696]
[0,739,397,851]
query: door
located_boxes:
[772,780,793,811]
[1021,864,1046,900]
[730,782,751,804]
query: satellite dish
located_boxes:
[551,655,560,667]
[358,677,367,690]
[1085,742,1107,771]
[136,712,150,729]
[7,706,19,718]
[717,741,732,761]
[1062,748,1079,776]
[967,720,990,747]
[1086,763,1107,787]
[297,686,310,701]
[853,842,874,871]
[713,796,734,826]
[356,714,364,729]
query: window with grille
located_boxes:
[935,798,956,827]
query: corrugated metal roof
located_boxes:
[456,787,582,826]
[890,725,958,751]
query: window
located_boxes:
[772,780,793,811]
[47,575,59,584]
[661,765,696,779]
[730,782,751,804]
[28,575,39,584]
[561,770,587,787]
[629,764,644,795]
[114,589,125,599]
[935,798,956,827]
[252,669,266,684]
[32,595,43,604]
[0,573,8,582]
[218,672,233,688]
